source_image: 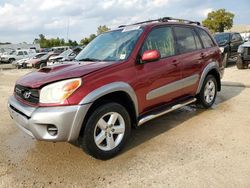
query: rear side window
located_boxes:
[174,27,199,54]
[232,33,243,42]
[141,27,175,58]
[197,28,215,48]
[24,51,28,55]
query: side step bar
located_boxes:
[138,98,197,126]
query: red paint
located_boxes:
[141,50,161,62]
[14,22,222,115]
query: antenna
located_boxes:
[66,17,70,42]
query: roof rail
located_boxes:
[118,17,201,28]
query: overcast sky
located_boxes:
[0,0,249,43]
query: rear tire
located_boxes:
[9,59,15,64]
[197,75,217,109]
[236,55,248,69]
[39,63,46,69]
[81,102,131,160]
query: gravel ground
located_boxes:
[0,65,250,187]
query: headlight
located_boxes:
[219,47,225,53]
[40,78,82,104]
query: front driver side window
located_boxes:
[141,27,175,59]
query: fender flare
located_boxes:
[79,82,139,116]
[196,61,221,94]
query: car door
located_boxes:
[135,26,182,113]
[230,33,244,56]
[16,51,24,60]
[173,26,204,96]
[23,51,29,58]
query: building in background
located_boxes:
[0,43,40,52]
[226,25,250,40]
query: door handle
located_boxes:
[199,53,206,60]
[172,59,179,66]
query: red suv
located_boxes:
[8,17,224,159]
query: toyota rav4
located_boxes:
[8,17,224,160]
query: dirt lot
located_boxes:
[0,65,250,187]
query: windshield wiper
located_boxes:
[77,58,102,62]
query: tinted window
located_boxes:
[174,27,198,53]
[141,27,175,58]
[194,31,203,50]
[24,51,28,55]
[232,33,243,42]
[17,51,23,55]
[214,33,230,45]
[197,28,215,48]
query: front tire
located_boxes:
[236,55,248,69]
[197,75,217,108]
[81,103,131,160]
[223,52,229,68]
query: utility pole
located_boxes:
[66,17,70,43]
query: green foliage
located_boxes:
[202,9,234,32]
[36,34,78,48]
[97,25,110,35]
[80,25,110,45]
[80,34,97,46]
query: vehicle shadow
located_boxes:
[122,82,245,154]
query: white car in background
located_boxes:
[1,49,36,63]
[47,47,83,66]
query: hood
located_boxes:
[241,41,250,48]
[50,55,64,60]
[16,61,115,88]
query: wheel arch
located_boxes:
[78,82,138,138]
[196,62,221,94]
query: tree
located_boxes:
[202,9,234,32]
[80,25,110,45]
[97,25,110,35]
[36,34,78,48]
[80,34,97,45]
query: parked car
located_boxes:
[26,52,59,69]
[51,46,71,54]
[47,47,83,66]
[214,32,244,67]
[8,17,224,160]
[236,41,250,69]
[1,49,36,63]
[13,52,48,69]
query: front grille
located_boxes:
[15,85,39,104]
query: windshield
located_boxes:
[214,33,230,45]
[34,53,46,59]
[9,51,16,55]
[59,49,73,57]
[75,28,143,62]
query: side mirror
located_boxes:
[141,50,161,63]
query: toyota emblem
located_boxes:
[23,91,31,99]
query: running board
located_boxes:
[138,98,197,126]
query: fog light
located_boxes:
[47,125,58,136]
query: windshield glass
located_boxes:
[34,53,46,59]
[59,49,73,57]
[9,51,16,55]
[75,28,143,62]
[214,33,230,45]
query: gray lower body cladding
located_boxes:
[8,95,91,142]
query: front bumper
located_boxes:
[8,95,91,142]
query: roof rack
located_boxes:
[118,17,201,28]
